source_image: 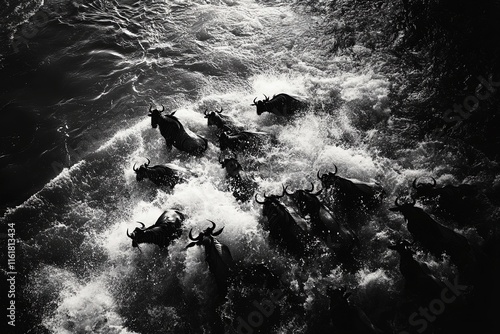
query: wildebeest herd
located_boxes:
[127,93,498,333]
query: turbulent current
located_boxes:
[0,0,499,334]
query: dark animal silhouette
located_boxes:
[133,158,187,187]
[255,186,312,258]
[149,105,208,155]
[219,154,257,202]
[285,182,359,261]
[318,165,385,209]
[127,210,185,249]
[389,197,475,267]
[251,93,308,116]
[412,177,481,224]
[388,240,443,302]
[218,130,270,153]
[204,107,245,133]
[186,221,234,293]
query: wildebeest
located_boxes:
[285,182,359,261]
[126,209,185,249]
[204,107,245,133]
[251,93,308,116]
[412,177,480,223]
[218,130,271,153]
[186,220,234,293]
[133,158,189,187]
[318,165,385,209]
[149,105,208,155]
[388,240,443,302]
[255,186,312,258]
[219,154,258,202]
[389,197,474,267]
[327,287,382,334]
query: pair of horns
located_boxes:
[255,185,286,204]
[251,94,269,106]
[317,165,338,180]
[284,182,323,196]
[148,104,165,113]
[412,177,437,189]
[204,107,223,116]
[126,221,146,238]
[187,220,224,244]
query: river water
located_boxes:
[1,0,499,333]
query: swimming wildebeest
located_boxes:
[127,210,185,250]
[255,186,313,258]
[204,107,245,133]
[186,220,234,294]
[251,93,308,116]
[133,158,190,188]
[149,105,208,155]
[318,165,385,209]
[285,182,359,263]
[219,154,258,202]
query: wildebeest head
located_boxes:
[204,107,223,127]
[218,131,231,150]
[126,210,185,248]
[317,165,339,189]
[219,154,242,177]
[148,105,165,129]
[133,158,151,181]
[412,177,437,198]
[126,221,146,248]
[285,182,323,217]
[389,196,417,217]
[251,94,270,115]
[255,185,286,205]
[148,105,181,131]
[186,220,225,249]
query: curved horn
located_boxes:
[136,221,146,229]
[133,163,138,171]
[251,97,257,106]
[277,184,286,198]
[145,158,151,167]
[412,178,419,189]
[149,105,152,112]
[170,110,176,116]
[306,182,315,193]
[284,185,295,196]
[204,108,209,116]
[317,169,325,180]
[217,107,223,114]
[207,220,224,236]
[430,177,437,187]
[255,194,266,204]
[263,94,269,101]
[395,197,403,207]
[127,229,133,238]
[161,105,165,112]
[207,220,216,232]
[212,227,224,236]
[311,185,323,196]
[188,228,201,241]
[333,164,338,175]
